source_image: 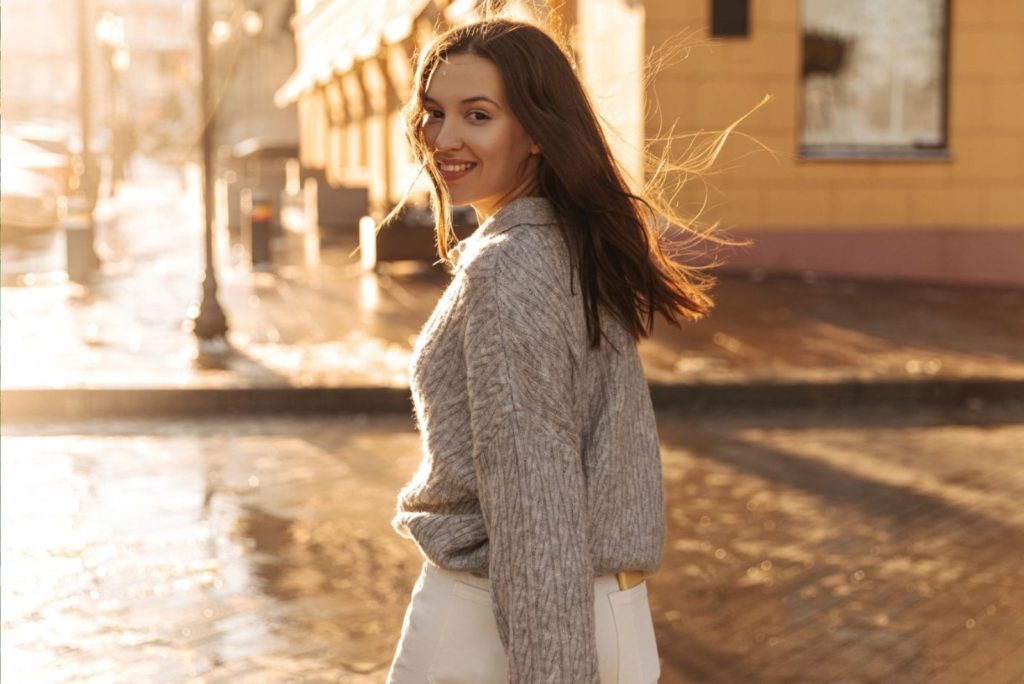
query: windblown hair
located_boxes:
[395,18,755,350]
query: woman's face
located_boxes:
[421,53,539,221]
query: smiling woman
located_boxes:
[384,18,739,684]
[419,54,541,221]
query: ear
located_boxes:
[530,142,541,155]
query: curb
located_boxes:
[0,387,412,423]
[648,379,1024,412]
[2,379,1023,422]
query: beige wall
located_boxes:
[643,0,1024,236]
[576,0,646,188]
[286,0,1022,281]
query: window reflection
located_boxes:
[801,0,948,158]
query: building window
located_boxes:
[800,0,949,159]
[711,0,749,38]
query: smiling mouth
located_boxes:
[438,162,477,173]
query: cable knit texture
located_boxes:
[392,196,665,683]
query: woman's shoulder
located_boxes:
[463,197,572,284]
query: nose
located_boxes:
[432,119,463,154]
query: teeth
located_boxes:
[439,162,476,172]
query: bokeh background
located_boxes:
[2,1,1023,683]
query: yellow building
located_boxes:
[278,0,1023,285]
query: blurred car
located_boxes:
[2,130,74,195]
[0,119,112,198]
[1,165,63,238]
[2,119,74,157]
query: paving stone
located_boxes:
[3,408,1023,682]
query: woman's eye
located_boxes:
[425,109,443,121]
[468,111,490,122]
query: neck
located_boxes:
[473,175,540,223]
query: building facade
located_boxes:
[98,0,195,128]
[1,0,81,123]
[652,0,1023,286]
[209,0,299,155]
[278,0,1024,285]
[0,0,196,150]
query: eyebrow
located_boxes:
[423,95,502,109]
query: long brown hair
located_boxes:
[393,19,755,350]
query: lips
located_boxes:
[436,160,477,182]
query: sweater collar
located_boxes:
[450,196,558,272]
[474,195,558,241]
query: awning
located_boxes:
[232,136,300,160]
[275,0,435,108]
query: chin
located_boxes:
[447,193,477,208]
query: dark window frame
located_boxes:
[797,0,951,161]
[710,0,750,38]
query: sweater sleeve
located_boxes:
[462,241,599,683]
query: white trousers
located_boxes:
[385,560,661,683]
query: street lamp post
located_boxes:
[95,11,131,195]
[190,0,230,360]
[69,0,102,283]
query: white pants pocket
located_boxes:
[607,581,660,684]
[426,580,509,684]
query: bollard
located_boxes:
[240,188,274,269]
[359,215,377,271]
[64,195,99,283]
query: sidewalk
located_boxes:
[3,410,1023,683]
[2,160,1023,420]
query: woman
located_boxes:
[386,18,722,684]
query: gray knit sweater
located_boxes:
[392,196,665,683]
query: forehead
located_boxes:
[424,53,505,103]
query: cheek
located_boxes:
[421,124,438,150]
[509,128,535,162]
[474,126,519,170]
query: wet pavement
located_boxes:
[2,159,1022,408]
[3,158,1024,682]
[2,406,1023,683]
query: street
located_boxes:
[3,161,1021,406]
[3,407,1022,683]
[3,160,1023,684]
[3,0,1023,682]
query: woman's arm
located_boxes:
[462,236,599,683]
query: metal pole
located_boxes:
[191,0,230,351]
[74,0,101,274]
[107,48,120,196]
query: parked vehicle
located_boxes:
[1,119,110,199]
[2,131,74,196]
[1,165,63,238]
[2,119,74,157]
